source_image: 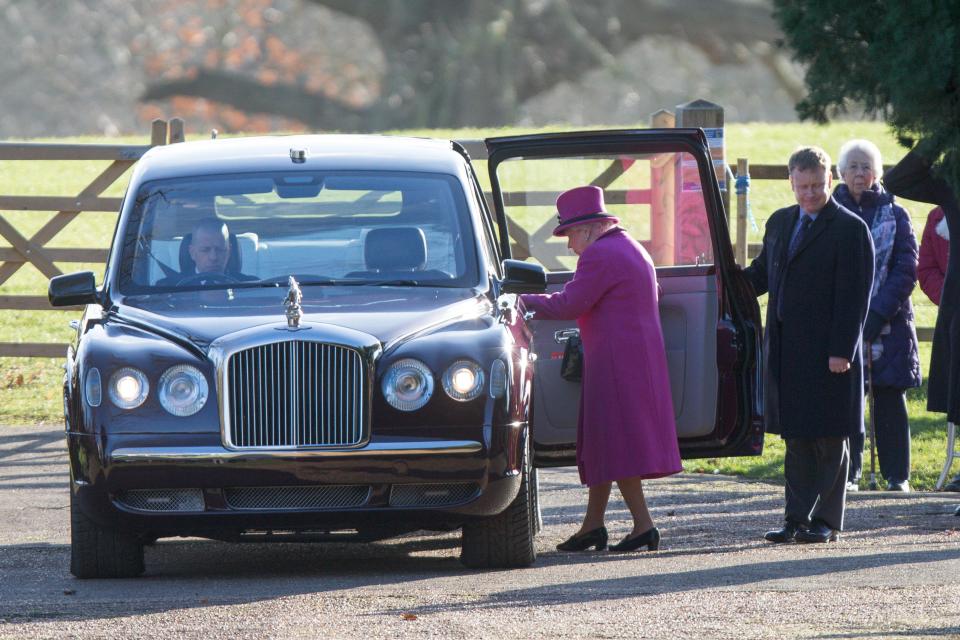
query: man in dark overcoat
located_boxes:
[745,146,875,543]
[883,145,960,515]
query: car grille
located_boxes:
[226,341,367,448]
[115,489,205,512]
[225,485,371,510]
[389,483,480,507]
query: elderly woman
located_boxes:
[520,185,682,552]
[834,139,921,492]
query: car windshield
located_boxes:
[117,170,481,294]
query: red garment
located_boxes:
[918,206,949,305]
[520,228,682,486]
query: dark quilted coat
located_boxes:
[833,183,922,390]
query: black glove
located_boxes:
[863,311,885,343]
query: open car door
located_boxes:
[485,129,764,467]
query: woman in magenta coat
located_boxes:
[520,185,682,553]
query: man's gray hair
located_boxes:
[788,146,832,174]
[191,218,229,242]
[837,139,883,175]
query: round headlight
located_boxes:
[382,358,434,411]
[159,365,208,416]
[442,360,485,401]
[108,368,149,410]
[84,367,102,408]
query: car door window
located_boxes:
[495,152,714,272]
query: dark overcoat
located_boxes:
[833,183,922,390]
[745,197,874,439]
[883,150,960,422]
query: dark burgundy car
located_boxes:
[50,130,762,578]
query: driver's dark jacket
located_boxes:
[156,271,258,287]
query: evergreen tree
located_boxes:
[773,0,960,190]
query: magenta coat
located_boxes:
[520,227,682,486]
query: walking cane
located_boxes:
[866,347,879,490]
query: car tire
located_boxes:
[460,437,537,569]
[70,492,145,579]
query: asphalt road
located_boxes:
[2,425,959,639]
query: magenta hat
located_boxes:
[552,185,620,237]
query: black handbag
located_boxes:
[560,334,583,382]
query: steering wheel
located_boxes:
[176,272,240,286]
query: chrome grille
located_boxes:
[227,341,367,448]
[224,485,371,510]
[389,483,480,507]
[116,489,205,512]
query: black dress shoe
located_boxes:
[556,526,608,551]
[954,505,960,517]
[609,527,660,552]
[764,521,804,543]
[795,520,839,543]
[944,475,960,492]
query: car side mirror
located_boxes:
[49,271,99,307]
[501,259,546,294]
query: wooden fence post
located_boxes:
[736,158,749,265]
[675,99,724,264]
[151,119,167,147]
[649,109,676,266]
[168,118,185,144]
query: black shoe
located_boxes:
[795,520,839,543]
[954,505,960,517]
[764,521,804,543]
[887,480,910,492]
[609,527,660,552]
[944,476,960,492]
[556,526,608,551]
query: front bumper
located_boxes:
[68,427,526,538]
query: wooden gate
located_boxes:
[0,119,183,357]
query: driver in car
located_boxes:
[159,219,257,286]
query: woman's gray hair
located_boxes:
[837,139,883,175]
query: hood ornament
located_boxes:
[283,276,303,329]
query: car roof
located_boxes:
[134,134,467,181]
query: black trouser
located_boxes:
[784,436,849,531]
[848,386,911,483]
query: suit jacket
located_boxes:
[745,197,874,439]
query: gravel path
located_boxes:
[2,425,958,639]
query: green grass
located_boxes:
[0,122,954,489]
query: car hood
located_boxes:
[115,286,493,350]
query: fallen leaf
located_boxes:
[401,613,417,621]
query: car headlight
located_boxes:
[442,360,484,401]
[108,367,149,410]
[158,365,208,416]
[84,367,102,407]
[382,358,434,411]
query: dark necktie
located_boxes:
[788,215,812,259]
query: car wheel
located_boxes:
[460,436,537,569]
[70,492,145,579]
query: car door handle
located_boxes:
[554,328,579,344]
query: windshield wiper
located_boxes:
[349,279,421,287]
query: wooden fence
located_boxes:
[0,116,934,358]
[0,119,184,357]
